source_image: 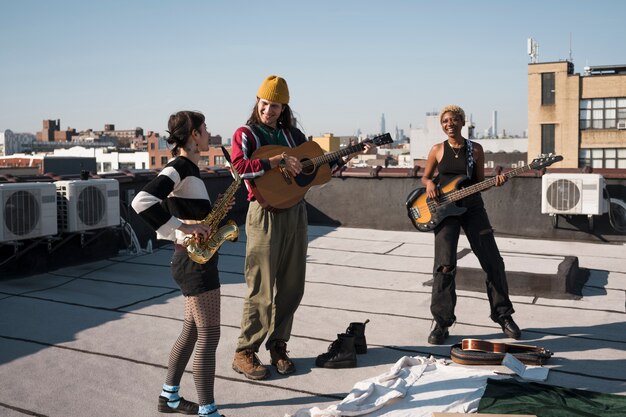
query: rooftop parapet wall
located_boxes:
[1,167,625,247]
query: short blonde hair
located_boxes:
[439,104,466,123]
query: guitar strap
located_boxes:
[465,139,475,180]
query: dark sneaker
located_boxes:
[498,316,522,339]
[427,324,449,345]
[315,334,357,369]
[270,341,296,375]
[232,349,269,380]
[158,395,199,415]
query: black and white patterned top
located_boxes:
[131,156,212,244]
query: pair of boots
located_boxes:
[315,319,369,369]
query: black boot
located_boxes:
[346,319,369,354]
[315,333,357,368]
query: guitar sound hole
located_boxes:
[300,159,315,175]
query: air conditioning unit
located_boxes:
[55,179,120,233]
[541,173,608,215]
[0,182,58,242]
[617,121,626,130]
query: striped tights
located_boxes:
[165,288,221,405]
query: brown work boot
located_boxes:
[269,341,295,375]
[232,349,269,380]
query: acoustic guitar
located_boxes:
[250,133,393,209]
[406,154,563,232]
[461,338,548,354]
[451,338,553,365]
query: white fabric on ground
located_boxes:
[287,355,508,417]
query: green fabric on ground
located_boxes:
[478,378,626,417]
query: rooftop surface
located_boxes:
[1,225,625,416]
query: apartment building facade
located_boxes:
[528,61,626,169]
[146,132,226,170]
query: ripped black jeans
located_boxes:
[430,193,514,328]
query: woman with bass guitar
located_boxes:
[421,104,521,345]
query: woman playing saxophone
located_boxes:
[131,110,228,417]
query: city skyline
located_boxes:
[2,1,626,140]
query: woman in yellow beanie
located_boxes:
[229,74,307,380]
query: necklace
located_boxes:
[448,141,464,158]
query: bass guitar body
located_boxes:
[406,154,563,233]
[406,175,470,232]
[250,141,331,209]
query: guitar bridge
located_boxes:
[409,207,421,219]
[279,166,292,184]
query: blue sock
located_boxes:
[199,402,217,416]
[160,384,181,408]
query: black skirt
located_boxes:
[170,250,220,296]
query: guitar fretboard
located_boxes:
[438,162,537,205]
[301,133,392,169]
[302,143,369,169]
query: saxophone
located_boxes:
[183,158,242,264]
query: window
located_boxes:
[580,97,626,129]
[161,156,168,166]
[541,73,555,105]
[150,143,155,150]
[214,155,226,166]
[541,124,555,155]
[151,156,155,165]
[579,148,626,168]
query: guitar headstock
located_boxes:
[530,154,563,170]
[364,133,393,147]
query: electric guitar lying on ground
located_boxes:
[250,133,393,210]
[406,154,563,232]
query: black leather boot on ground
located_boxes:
[315,333,357,368]
[346,319,369,354]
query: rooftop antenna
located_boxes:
[527,37,539,63]
[568,32,573,62]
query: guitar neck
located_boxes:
[308,142,369,168]
[446,163,534,203]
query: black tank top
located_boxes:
[438,141,469,185]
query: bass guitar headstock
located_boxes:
[530,154,563,170]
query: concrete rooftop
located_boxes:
[1,225,625,417]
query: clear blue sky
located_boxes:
[2,0,626,140]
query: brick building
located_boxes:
[146,132,227,169]
[528,61,626,168]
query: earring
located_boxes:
[195,142,199,153]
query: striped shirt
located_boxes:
[131,156,212,243]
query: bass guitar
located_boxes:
[251,133,393,210]
[406,154,563,232]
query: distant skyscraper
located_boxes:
[492,110,498,138]
[381,113,386,134]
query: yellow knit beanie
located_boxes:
[257,75,290,104]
